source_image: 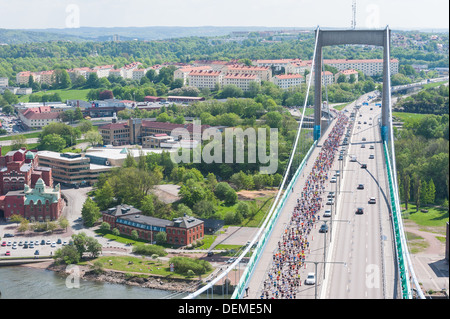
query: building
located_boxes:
[0,178,64,222]
[222,73,261,91]
[102,204,204,246]
[174,66,212,85]
[335,69,359,82]
[272,74,304,89]
[0,148,53,195]
[18,107,61,129]
[187,70,223,90]
[311,71,335,86]
[37,151,111,187]
[142,134,174,149]
[0,77,8,87]
[98,119,210,147]
[167,96,205,104]
[253,59,295,74]
[224,64,272,82]
[323,58,399,76]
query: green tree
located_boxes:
[54,245,80,265]
[40,133,67,152]
[95,181,115,210]
[81,197,101,227]
[84,130,103,146]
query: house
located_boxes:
[222,73,261,91]
[102,204,204,246]
[272,74,304,89]
[18,107,61,129]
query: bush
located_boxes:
[169,256,212,276]
[132,244,167,257]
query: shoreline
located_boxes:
[21,260,203,293]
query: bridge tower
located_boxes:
[313,27,391,142]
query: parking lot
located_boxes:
[0,234,68,258]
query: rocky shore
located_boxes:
[25,261,203,293]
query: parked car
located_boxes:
[41,240,46,245]
[5,251,10,256]
[34,250,40,256]
[370,145,374,149]
[1,241,6,247]
[357,184,364,189]
[369,154,375,159]
[323,210,332,217]
[369,197,376,204]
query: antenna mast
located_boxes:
[351,0,356,29]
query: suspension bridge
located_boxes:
[181,26,425,300]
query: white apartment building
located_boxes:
[223,64,272,82]
[222,73,261,91]
[0,77,8,87]
[310,71,335,86]
[290,60,312,75]
[187,70,223,90]
[272,74,304,89]
[174,66,212,85]
[323,58,399,76]
[253,59,294,74]
[131,68,148,81]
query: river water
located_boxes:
[0,266,189,299]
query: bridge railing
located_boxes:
[231,140,317,299]
[383,141,412,298]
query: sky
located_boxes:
[0,0,448,30]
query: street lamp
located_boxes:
[302,260,346,299]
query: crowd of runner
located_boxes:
[260,113,349,299]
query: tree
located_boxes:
[140,194,155,216]
[403,174,410,210]
[54,245,80,265]
[95,181,115,210]
[11,134,27,150]
[214,182,237,206]
[86,73,100,88]
[99,90,114,100]
[428,179,436,205]
[84,130,103,146]
[40,133,67,152]
[81,197,101,227]
[78,120,93,133]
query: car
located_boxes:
[56,239,62,244]
[207,251,214,257]
[335,171,340,176]
[51,242,56,248]
[369,154,374,159]
[370,145,374,149]
[18,241,23,246]
[338,155,344,161]
[23,244,28,249]
[5,251,10,256]
[3,233,14,238]
[364,121,367,124]
[62,241,67,246]
[326,199,334,205]
[369,197,376,204]
[327,191,335,198]
[41,240,46,245]
[330,177,337,183]
[46,240,51,245]
[12,244,17,249]
[305,273,316,285]
[319,224,329,233]
[34,250,40,256]
[361,163,367,169]
[356,207,364,214]
[361,144,365,148]
[35,240,39,246]
[362,137,366,141]
[323,210,332,217]
[7,241,11,246]
[357,184,364,189]
[1,241,6,247]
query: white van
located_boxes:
[351,155,357,162]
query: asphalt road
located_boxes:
[321,99,398,299]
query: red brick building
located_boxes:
[102,205,204,246]
[0,147,53,195]
[0,178,64,221]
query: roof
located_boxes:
[323,58,399,64]
[21,110,60,120]
[98,122,128,130]
[274,74,304,79]
[188,70,222,77]
[169,215,204,229]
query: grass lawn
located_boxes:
[18,88,91,102]
[392,112,429,122]
[401,204,449,228]
[0,131,41,141]
[333,102,351,111]
[85,255,214,280]
[423,80,449,89]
